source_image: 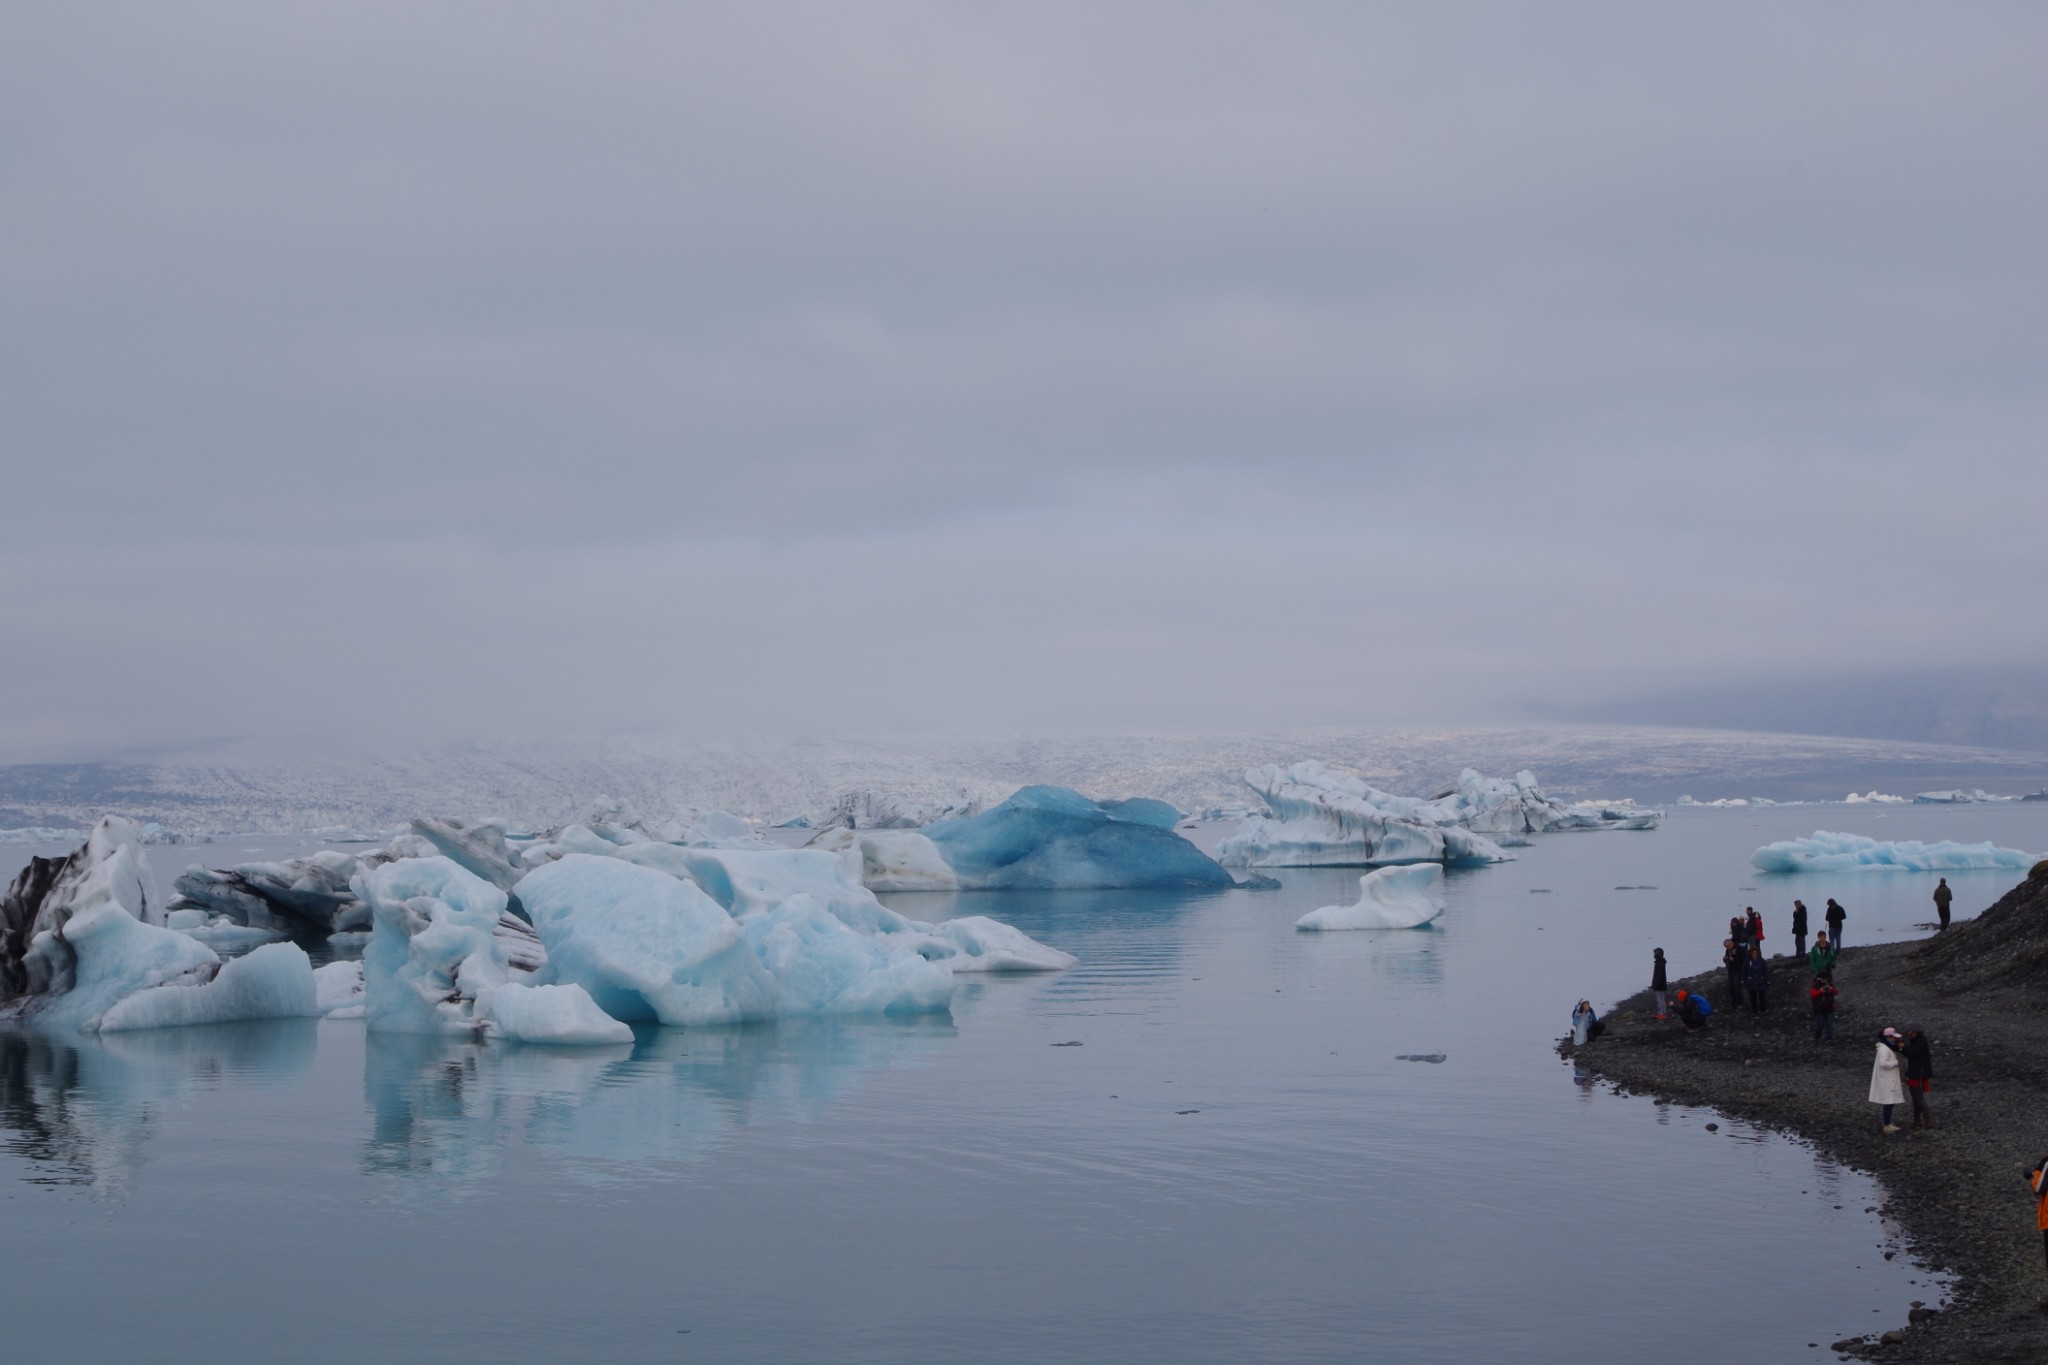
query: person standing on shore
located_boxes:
[1743,945,1770,1014]
[1904,1026,1935,1128]
[1809,932,1837,983]
[1745,907,1764,950]
[1729,915,1750,952]
[1826,897,1847,949]
[1791,899,1809,957]
[1651,948,1668,1020]
[1809,974,1837,1042]
[1934,879,1953,931]
[1871,1028,1906,1133]
[1723,937,1747,1011]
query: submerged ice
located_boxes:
[1751,831,2038,875]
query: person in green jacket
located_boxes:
[1809,932,1838,982]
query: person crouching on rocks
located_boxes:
[1651,948,1668,1020]
[1809,931,1837,983]
[1744,945,1770,1014]
[1904,1026,1935,1129]
[1871,1027,1906,1134]
[1571,1000,1605,1045]
[1674,989,1710,1031]
[1809,974,1837,1043]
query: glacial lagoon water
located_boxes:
[4,804,2043,1363]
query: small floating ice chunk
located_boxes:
[1295,864,1447,931]
[477,981,634,1045]
[1751,831,2035,874]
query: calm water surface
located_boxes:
[4,804,2041,1363]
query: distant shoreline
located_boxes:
[1563,898,2048,1363]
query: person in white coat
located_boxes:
[1870,1027,1906,1133]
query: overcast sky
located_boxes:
[3,3,2044,762]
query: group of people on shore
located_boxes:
[1634,893,1942,1135]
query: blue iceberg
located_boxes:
[923,786,1233,891]
[1751,831,2038,874]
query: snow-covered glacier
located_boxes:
[1295,865,1447,931]
[1751,831,2038,874]
[1217,763,1656,868]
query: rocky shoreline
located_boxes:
[1563,864,2048,1363]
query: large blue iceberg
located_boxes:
[921,786,1233,891]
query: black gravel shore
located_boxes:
[1563,865,2048,1363]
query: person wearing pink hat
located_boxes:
[1870,1027,1906,1133]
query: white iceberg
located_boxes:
[1913,789,2009,804]
[1296,864,1447,931]
[355,856,516,1036]
[98,942,321,1032]
[1751,831,2038,874]
[1219,765,1515,868]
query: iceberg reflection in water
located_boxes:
[0,1020,318,1191]
[361,1016,958,1184]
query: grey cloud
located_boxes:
[3,3,2044,758]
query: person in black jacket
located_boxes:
[1722,938,1746,1012]
[1791,899,1809,957]
[1825,897,1847,948]
[1903,1026,1935,1128]
[1651,948,1669,1019]
[1743,945,1770,1014]
[1933,879,1953,931]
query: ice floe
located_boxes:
[1751,831,2038,874]
[1295,864,1447,931]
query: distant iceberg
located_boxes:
[1752,831,2038,874]
[1913,789,2010,804]
[1844,791,1908,805]
[1296,865,1446,931]
[1221,763,1658,868]
[809,786,1218,896]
